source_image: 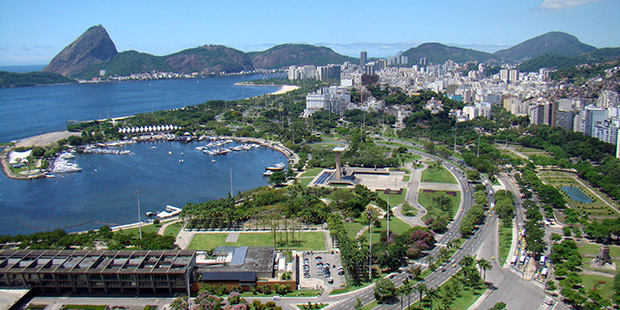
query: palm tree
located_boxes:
[426,287,440,310]
[401,281,414,309]
[476,258,492,283]
[459,255,475,268]
[415,282,427,304]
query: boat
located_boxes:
[211,160,216,163]
[45,174,55,178]
[151,146,156,149]
[263,170,273,176]
[266,163,286,171]
[169,151,173,155]
[180,152,184,156]
[179,159,184,163]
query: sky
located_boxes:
[0,0,618,66]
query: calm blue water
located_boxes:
[0,141,286,235]
[0,64,46,73]
[0,75,278,143]
[561,186,593,203]
[0,75,283,235]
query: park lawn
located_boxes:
[300,168,323,178]
[580,273,615,300]
[402,203,418,216]
[407,275,483,310]
[62,306,107,310]
[343,220,366,240]
[498,222,513,265]
[188,232,325,251]
[421,167,457,184]
[241,289,321,298]
[361,300,379,310]
[164,221,184,237]
[115,222,162,236]
[578,242,620,257]
[418,189,461,222]
[361,217,412,241]
[377,189,407,207]
[516,146,546,153]
[300,177,313,187]
[403,175,410,182]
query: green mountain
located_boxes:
[248,44,357,69]
[0,71,75,88]
[516,47,620,72]
[400,43,497,64]
[165,45,254,74]
[73,50,173,79]
[494,31,596,61]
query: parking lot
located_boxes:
[301,251,346,290]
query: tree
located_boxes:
[489,302,507,310]
[415,282,427,304]
[426,287,440,310]
[269,171,286,186]
[374,278,396,303]
[476,258,492,283]
[354,298,363,310]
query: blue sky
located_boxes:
[0,0,618,65]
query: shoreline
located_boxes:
[1,133,299,180]
[234,82,300,96]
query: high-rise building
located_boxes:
[365,63,375,75]
[585,105,608,136]
[360,51,367,67]
[375,59,387,71]
[500,69,509,83]
[509,69,519,83]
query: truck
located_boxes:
[541,267,548,279]
[510,255,518,265]
[539,255,546,266]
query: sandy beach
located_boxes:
[14,131,81,148]
[269,85,300,95]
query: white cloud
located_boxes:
[539,0,602,10]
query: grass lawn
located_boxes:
[361,300,379,310]
[578,242,620,257]
[421,167,457,184]
[300,168,323,178]
[581,273,615,300]
[403,175,410,182]
[188,232,325,251]
[377,189,407,207]
[407,275,483,310]
[62,306,107,310]
[115,223,161,236]
[343,221,366,240]
[241,289,321,298]
[164,221,184,237]
[300,177,314,187]
[402,203,418,216]
[418,189,461,222]
[361,216,412,241]
[498,222,513,265]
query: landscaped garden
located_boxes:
[188,231,325,251]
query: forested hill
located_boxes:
[494,31,596,61]
[248,44,357,69]
[400,43,498,64]
[0,71,76,88]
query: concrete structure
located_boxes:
[360,51,367,67]
[333,146,346,180]
[0,249,195,295]
[195,247,279,290]
[585,104,608,137]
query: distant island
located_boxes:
[0,71,75,88]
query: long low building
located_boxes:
[0,249,195,296]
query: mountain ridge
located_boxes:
[494,31,596,61]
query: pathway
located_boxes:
[157,219,180,235]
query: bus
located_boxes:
[540,256,546,266]
[510,255,518,265]
[541,267,548,279]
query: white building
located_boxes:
[304,86,351,116]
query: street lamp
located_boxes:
[386,188,390,240]
[136,190,142,240]
[367,206,373,280]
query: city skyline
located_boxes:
[0,0,618,65]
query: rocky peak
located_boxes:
[44,25,118,76]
